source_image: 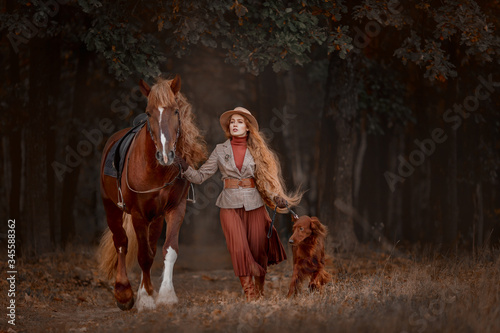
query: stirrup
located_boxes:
[187,183,196,203]
[117,186,126,210]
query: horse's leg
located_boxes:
[132,216,162,311]
[104,199,134,310]
[156,198,187,306]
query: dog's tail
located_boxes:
[98,212,138,280]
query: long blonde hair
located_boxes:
[223,115,302,212]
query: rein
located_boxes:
[125,155,182,194]
[267,204,299,239]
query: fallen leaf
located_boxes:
[202,275,215,281]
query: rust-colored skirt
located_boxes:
[220,206,287,277]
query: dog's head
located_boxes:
[288,216,327,246]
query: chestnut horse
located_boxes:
[98,76,206,311]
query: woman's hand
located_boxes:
[274,195,288,208]
[175,155,189,171]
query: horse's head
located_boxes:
[139,75,182,166]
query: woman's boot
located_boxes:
[254,275,265,298]
[239,276,257,301]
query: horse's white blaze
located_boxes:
[156,246,178,305]
[158,107,169,163]
[136,274,156,311]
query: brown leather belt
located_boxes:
[224,178,256,189]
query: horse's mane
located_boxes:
[149,77,208,166]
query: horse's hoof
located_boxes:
[156,288,178,306]
[116,297,135,311]
[136,288,157,311]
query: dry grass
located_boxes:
[1,244,499,332]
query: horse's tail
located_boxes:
[98,212,138,280]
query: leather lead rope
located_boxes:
[125,143,182,194]
[287,204,299,220]
[267,204,299,239]
[267,206,278,239]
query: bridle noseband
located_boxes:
[146,109,181,165]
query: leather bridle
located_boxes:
[146,109,181,165]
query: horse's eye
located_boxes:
[300,227,304,231]
[145,112,151,117]
[174,109,179,115]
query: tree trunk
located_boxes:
[23,37,53,254]
[409,160,432,243]
[386,124,405,242]
[473,182,484,252]
[281,70,303,187]
[61,45,90,246]
[6,0,23,235]
[46,36,61,245]
[444,43,460,251]
[317,53,359,251]
[8,130,22,227]
[445,91,459,249]
[353,114,367,209]
[4,0,24,255]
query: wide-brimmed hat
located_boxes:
[219,107,259,131]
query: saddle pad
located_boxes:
[103,120,146,180]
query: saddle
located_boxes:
[103,114,148,184]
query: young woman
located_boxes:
[177,107,301,301]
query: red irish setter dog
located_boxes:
[287,216,331,297]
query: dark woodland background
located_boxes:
[1,0,499,259]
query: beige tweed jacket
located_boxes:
[183,139,273,211]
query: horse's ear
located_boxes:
[139,79,151,97]
[170,74,181,95]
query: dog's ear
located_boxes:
[310,217,319,229]
[310,217,326,235]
